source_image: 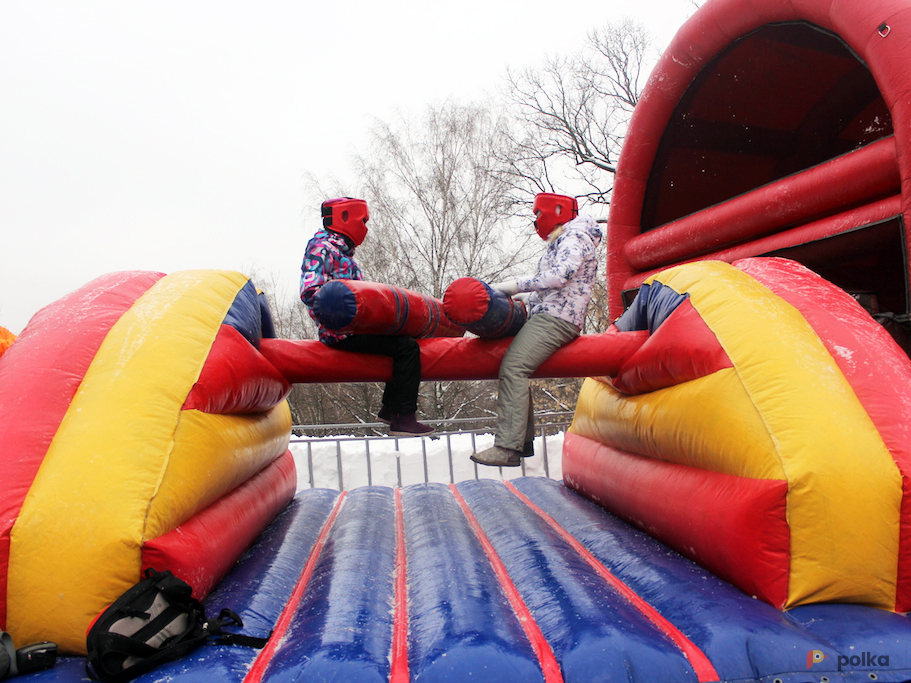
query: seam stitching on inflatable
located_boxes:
[243,491,347,683]
[448,483,564,683]
[504,480,720,683]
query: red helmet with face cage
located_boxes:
[533,193,578,240]
[321,197,369,246]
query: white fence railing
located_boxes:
[289,412,573,491]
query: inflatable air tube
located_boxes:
[565,258,911,611]
[443,277,527,338]
[622,137,900,271]
[312,280,463,338]
[0,270,295,654]
[261,327,648,383]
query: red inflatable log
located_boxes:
[312,280,463,338]
[621,136,900,272]
[443,277,527,338]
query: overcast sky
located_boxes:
[0,0,697,335]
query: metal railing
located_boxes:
[290,411,573,491]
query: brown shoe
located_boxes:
[389,412,435,436]
[471,445,521,467]
[377,405,392,425]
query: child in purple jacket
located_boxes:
[300,197,434,436]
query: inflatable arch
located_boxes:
[607,0,911,330]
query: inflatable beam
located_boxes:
[0,270,295,654]
[443,277,528,338]
[565,258,911,611]
[625,195,903,291]
[622,137,900,272]
[312,280,463,337]
[260,328,648,383]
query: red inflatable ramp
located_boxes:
[260,328,648,383]
[312,280,463,338]
[141,450,297,599]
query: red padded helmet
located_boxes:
[533,193,578,240]
[321,197,369,246]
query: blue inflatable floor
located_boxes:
[25,478,911,682]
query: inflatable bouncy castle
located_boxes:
[5,0,911,679]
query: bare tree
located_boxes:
[348,101,550,420]
[354,102,540,298]
[500,18,653,206]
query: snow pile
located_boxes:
[289,431,565,491]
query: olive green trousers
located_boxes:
[494,312,579,451]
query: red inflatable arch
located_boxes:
[608,0,911,334]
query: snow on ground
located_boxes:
[289,430,565,491]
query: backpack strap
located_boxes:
[1,631,17,677]
[206,609,271,649]
[88,630,211,683]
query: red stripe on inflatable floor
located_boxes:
[449,484,563,683]
[243,492,347,683]
[504,481,720,683]
[390,488,409,683]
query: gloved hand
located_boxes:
[512,292,531,303]
[490,281,519,297]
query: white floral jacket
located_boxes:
[516,215,602,328]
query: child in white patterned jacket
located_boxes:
[472,193,602,468]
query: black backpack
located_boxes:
[86,568,269,683]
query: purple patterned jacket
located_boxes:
[300,229,363,344]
